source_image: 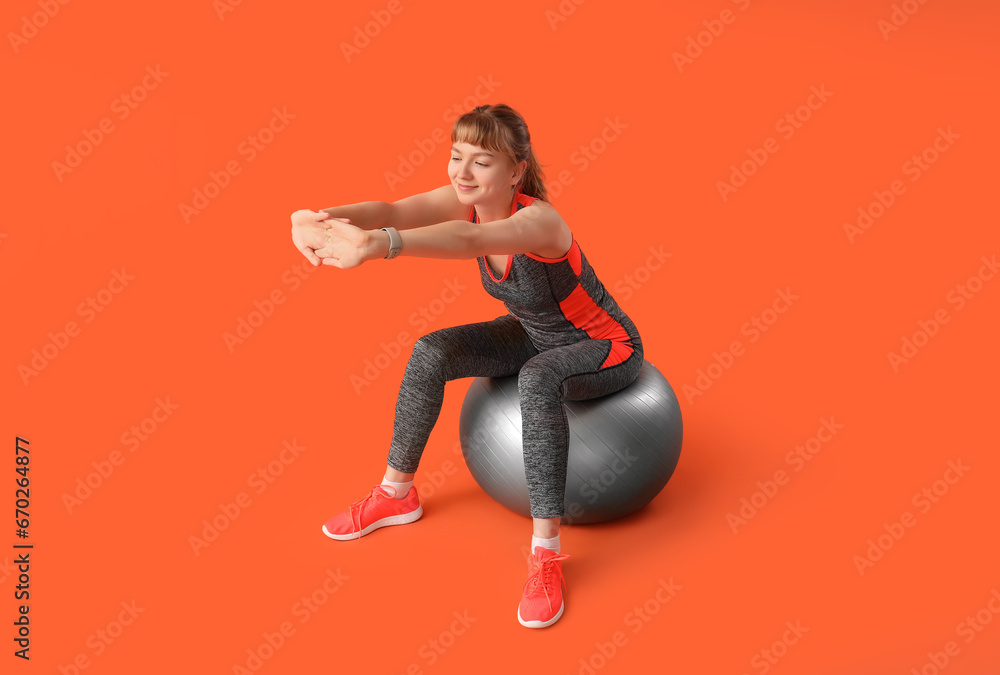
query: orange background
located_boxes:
[3,0,999,673]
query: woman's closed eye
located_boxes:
[451,157,489,166]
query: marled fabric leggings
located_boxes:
[386,314,643,518]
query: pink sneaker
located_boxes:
[322,485,422,540]
[517,546,570,628]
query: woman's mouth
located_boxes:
[457,184,477,192]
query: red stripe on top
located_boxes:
[568,241,582,276]
[467,193,538,224]
[559,285,634,368]
[524,239,581,275]
[486,255,512,282]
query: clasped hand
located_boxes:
[290,210,377,269]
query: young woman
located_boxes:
[290,104,643,628]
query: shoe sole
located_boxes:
[517,600,564,628]
[321,505,423,540]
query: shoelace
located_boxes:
[348,485,392,540]
[523,552,571,612]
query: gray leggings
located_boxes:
[386,314,644,518]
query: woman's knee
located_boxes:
[406,333,451,376]
[517,361,564,397]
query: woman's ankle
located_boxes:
[380,476,414,499]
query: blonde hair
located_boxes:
[451,103,547,202]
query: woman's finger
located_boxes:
[297,246,321,266]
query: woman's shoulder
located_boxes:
[515,193,567,225]
[515,193,560,217]
[514,195,573,259]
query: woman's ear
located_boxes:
[512,159,527,186]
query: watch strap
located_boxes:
[380,227,402,259]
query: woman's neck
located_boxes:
[475,193,518,223]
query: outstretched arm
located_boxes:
[293,185,471,265]
[319,201,391,230]
[316,201,565,269]
[320,185,470,231]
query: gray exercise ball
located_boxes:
[459,359,682,524]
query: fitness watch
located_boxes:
[379,227,402,259]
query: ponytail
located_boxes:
[517,147,548,202]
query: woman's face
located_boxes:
[448,141,521,207]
